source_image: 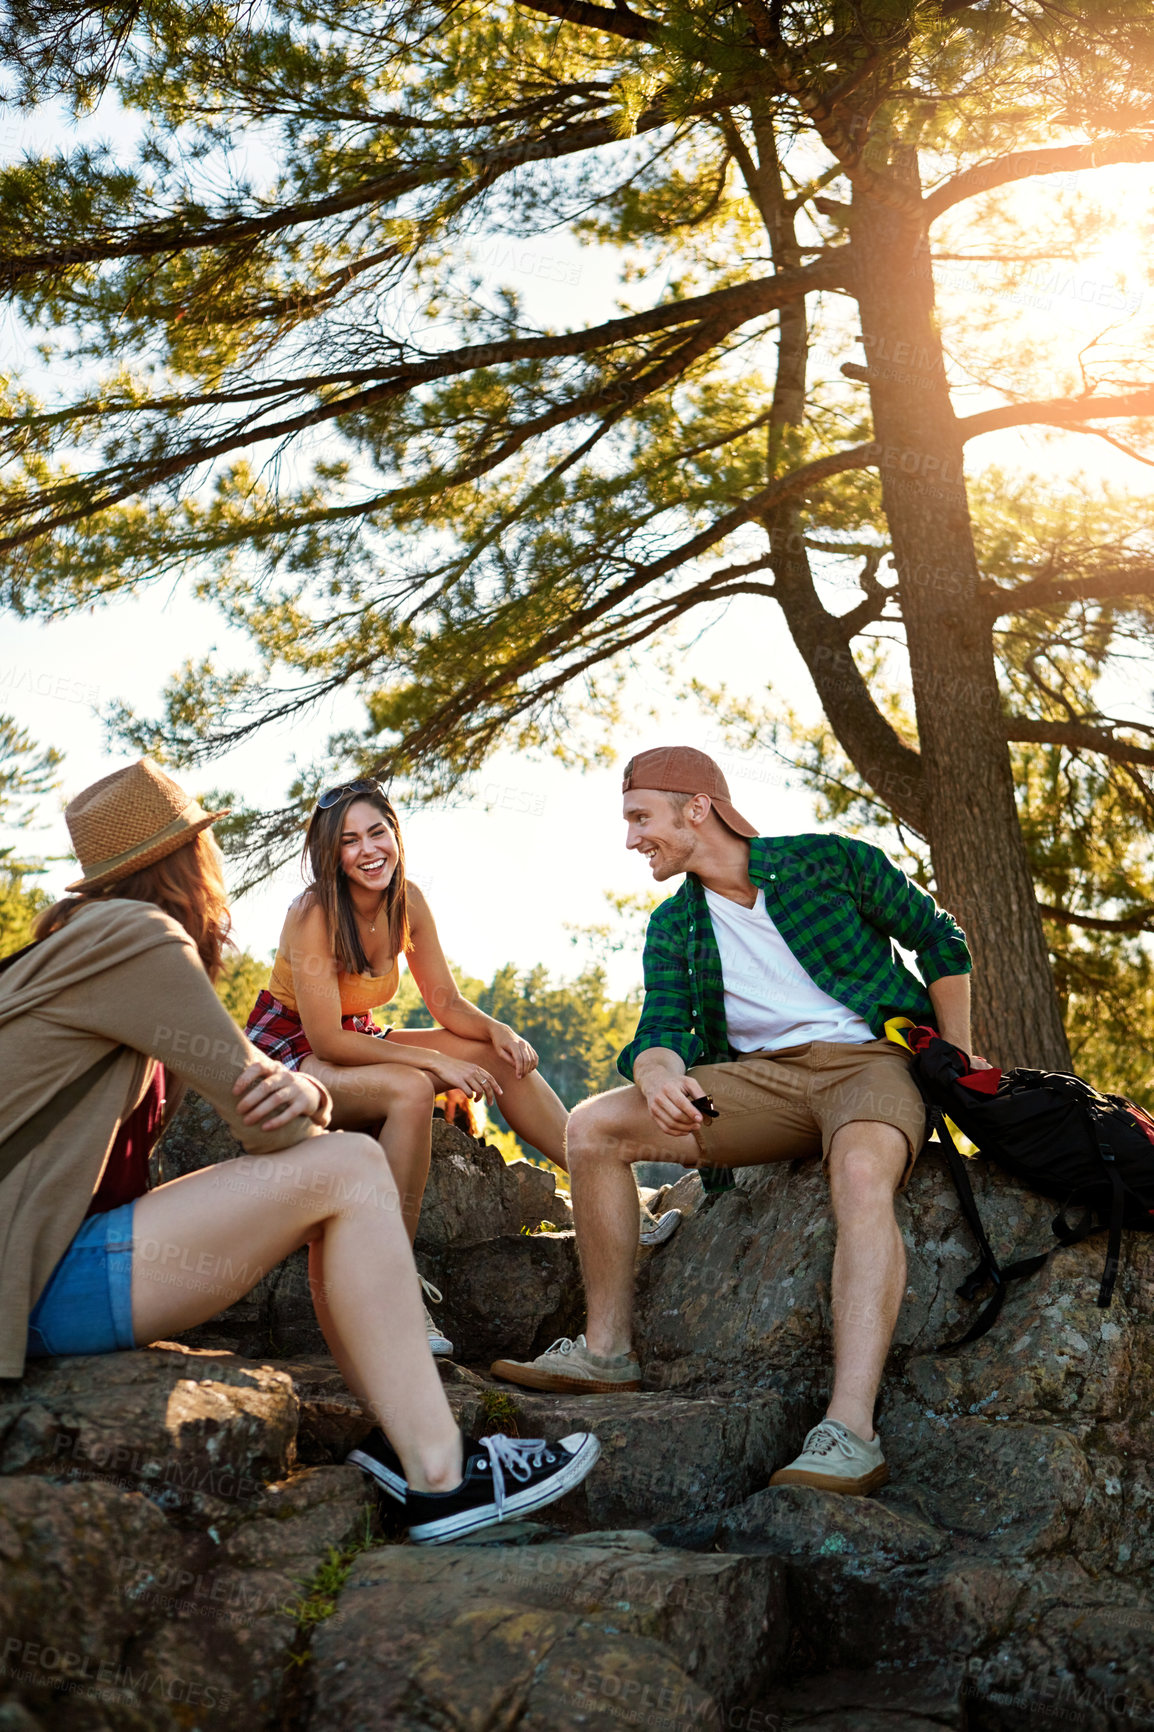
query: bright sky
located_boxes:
[2,92,1151,1001]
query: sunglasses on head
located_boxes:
[316,778,389,811]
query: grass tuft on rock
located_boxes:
[283,1509,377,1655]
[479,1388,521,1437]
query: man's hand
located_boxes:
[642,1072,710,1138]
[927,973,994,1069]
[633,1048,711,1139]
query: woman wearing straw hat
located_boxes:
[0,759,598,1544]
[247,780,683,1352]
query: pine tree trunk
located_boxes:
[849,165,1070,1069]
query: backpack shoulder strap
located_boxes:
[932,1111,1010,1349]
[1086,1123,1126,1308]
[936,1111,1077,1348]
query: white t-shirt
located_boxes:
[703,886,875,1052]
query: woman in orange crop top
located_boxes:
[246,779,572,1354]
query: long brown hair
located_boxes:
[33,829,232,981]
[301,788,410,975]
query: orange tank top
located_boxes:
[267,944,400,1019]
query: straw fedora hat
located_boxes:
[65,759,230,892]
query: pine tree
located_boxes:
[0,715,61,953]
[2,2,1153,1060]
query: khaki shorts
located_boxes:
[686,1039,927,1189]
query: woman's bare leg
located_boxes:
[301,1057,435,1241]
[129,1130,460,1492]
[386,1028,569,1170]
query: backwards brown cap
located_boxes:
[621,745,758,840]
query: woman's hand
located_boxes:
[234,1058,326,1130]
[421,1054,502,1105]
[489,1022,538,1080]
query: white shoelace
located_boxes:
[420,1277,444,1305]
[541,1336,578,1357]
[479,1435,556,1520]
[801,1421,856,1460]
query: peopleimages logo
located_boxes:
[471,239,583,287]
[935,255,1143,319]
[51,1431,266,1502]
[0,1637,234,1709]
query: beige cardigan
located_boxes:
[0,898,330,1379]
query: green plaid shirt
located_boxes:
[618,834,971,1080]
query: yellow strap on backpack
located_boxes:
[884,1016,964,1146]
[884,1015,916,1052]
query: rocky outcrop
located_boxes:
[439,1381,811,1541]
[307,1532,788,1730]
[0,1343,297,1504]
[0,1346,376,1730]
[637,1138,1154,1408]
[626,1140,1154,1727]
[2,1100,1151,1730]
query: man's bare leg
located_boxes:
[565,1088,700,1358]
[825,1121,910,1441]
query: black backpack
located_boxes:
[907,1028,1154,1347]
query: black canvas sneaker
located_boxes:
[347,1427,406,1504]
[405,1431,600,1545]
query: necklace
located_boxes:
[357,898,386,935]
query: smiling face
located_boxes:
[339,797,399,898]
[624,788,703,881]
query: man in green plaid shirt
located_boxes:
[493,747,987,1495]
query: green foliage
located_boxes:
[215,945,271,1023]
[0,0,250,109]
[0,715,61,957]
[0,713,61,830]
[479,962,641,1113]
[388,959,486,1029]
[1,0,1150,852]
[0,856,52,956]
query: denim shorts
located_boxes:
[25,1200,137,1358]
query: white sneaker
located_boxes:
[639,1201,682,1247]
[769,1419,888,1495]
[420,1277,454,1358]
[490,1333,641,1393]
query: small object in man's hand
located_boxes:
[689,1094,719,1119]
